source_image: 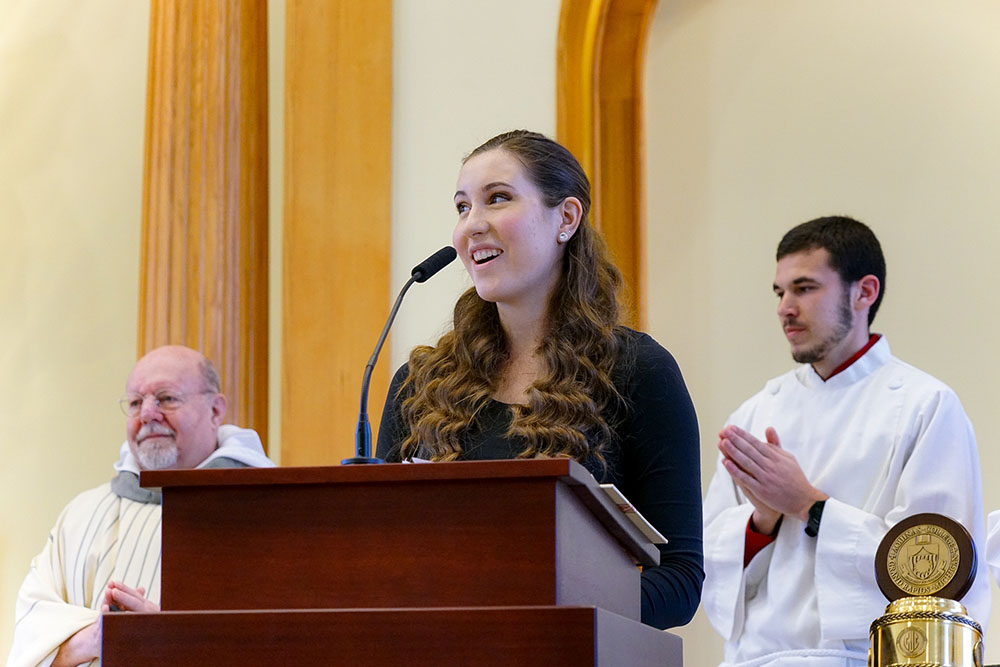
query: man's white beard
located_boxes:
[133,422,180,470]
[135,439,179,470]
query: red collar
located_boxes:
[823,333,881,380]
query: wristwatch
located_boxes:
[805,500,826,537]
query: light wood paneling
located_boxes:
[139,0,269,442]
[557,0,658,327]
[281,0,392,465]
[557,0,602,179]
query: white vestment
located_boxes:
[703,337,989,667]
[7,425,275,667]
[986,510,1000,588]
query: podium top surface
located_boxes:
[141,458,592,488]
[141,459,660,566]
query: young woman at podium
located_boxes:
[376,130,703,630]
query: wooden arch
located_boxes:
[557,0,659,327]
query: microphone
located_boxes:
[411,246,459,283]
[342,246,458,465]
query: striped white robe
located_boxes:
[8,484,161,667]
[7,425,274,667]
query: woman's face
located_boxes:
[452,149,576,311]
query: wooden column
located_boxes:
[557,0,658,328]
[139,0,269,442]
[281,1,392,465]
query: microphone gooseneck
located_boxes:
[342,246,458,465]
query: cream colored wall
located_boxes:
[0,0,149,658]
[389,0,562,366]
[1,0,561,657]
[267,0,284,464]
[17,1,994,663]
[645,1,1000,664]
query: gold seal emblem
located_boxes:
[871,515,982,667]
[895,626,927,658]
[885,523,960,596]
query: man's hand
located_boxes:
[719,425,827,531]
[102,581,160,613]
[52,620,101,667]
[741,481,784,536]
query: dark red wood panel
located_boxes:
[103,607,682,667]
[160,477,559,610]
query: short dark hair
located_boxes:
[776,216,886,325]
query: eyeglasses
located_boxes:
[119,390,214,417]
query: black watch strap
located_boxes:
[805,500,826,537]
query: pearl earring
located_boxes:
[558,232,569,243]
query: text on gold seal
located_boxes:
[885,524,960,596]
[896,626,927,658]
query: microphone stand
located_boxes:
[342,246,457,465]
[341,276,416,465]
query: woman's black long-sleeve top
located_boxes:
[375,329,704,629]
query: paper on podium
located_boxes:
[399,459,666,546]
[599,484,668,545]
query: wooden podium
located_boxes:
[102,459,683,666]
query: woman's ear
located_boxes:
[556,196,583,242]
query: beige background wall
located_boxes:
[645,1,1000,663]
[4,0,999,663]
[267,0,284,465]
[389,0,561,367]
[0,0,149,657]
[0,0,561,658]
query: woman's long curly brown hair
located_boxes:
[398,130,629,463]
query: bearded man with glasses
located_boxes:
[7,345,275,667]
